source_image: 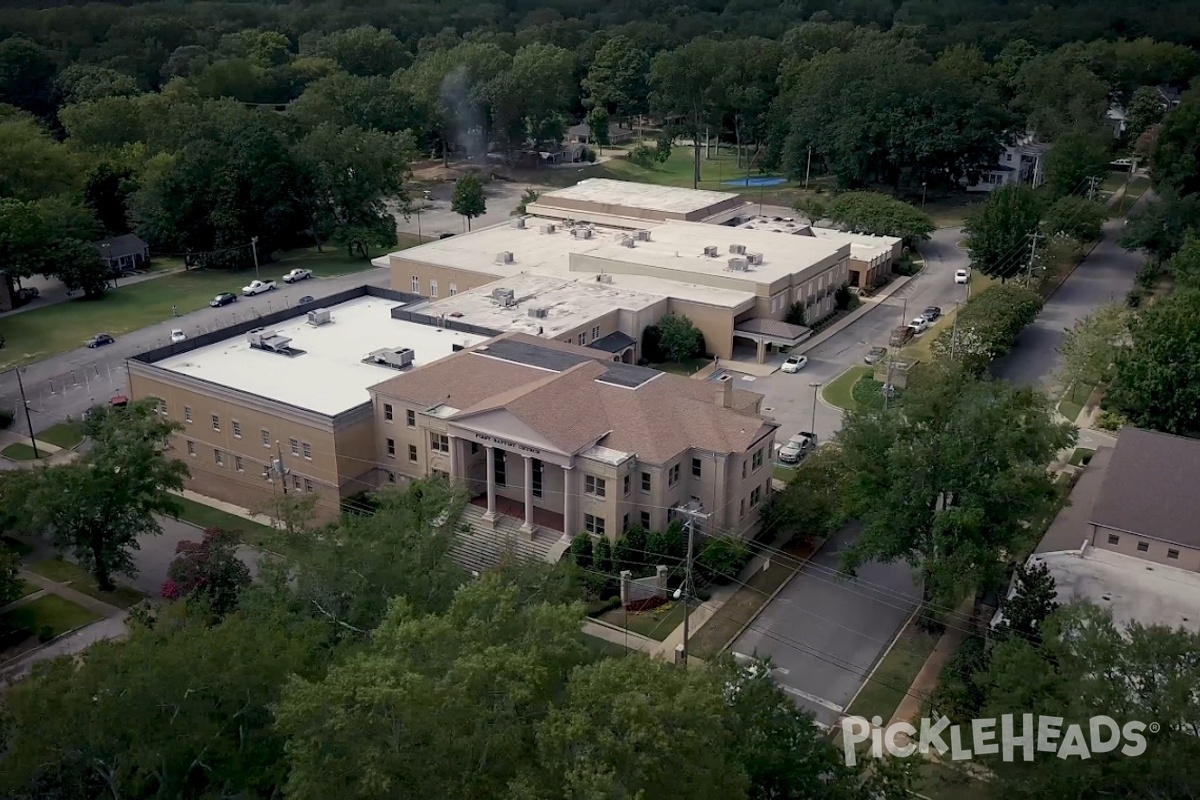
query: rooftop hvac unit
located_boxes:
[306,308,332,326]
[368,347,415,369]
[747,253,763,265]
[492,287,516,306]
[247,328,293,353]
[540,223,557,234]
[730,243,747,255]
[571,227,593,239]
[728,257,749,272]
[596,273,613,284]
[527,307,549,319]
[620,236,635,248]
[495,251,514,264]
[635,229,652,241]
[512,217,526,229]
[703,245,719,257]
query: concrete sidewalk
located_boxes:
[174,488,278,529]
[888,597,974,731]
[583,618,657,654]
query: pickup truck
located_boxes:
[889,325,914,347]
[282,268,312,283]
[242,279,276,296]
[778,432,818,465]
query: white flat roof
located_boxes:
[735,216,900,261]
[421,273,663,338]
[1029,548,1200,634]
[154,296,486,415]
[538,178,741,215]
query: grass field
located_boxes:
[599,601,686,641]
[1,442,43,461]
[1058,382,1096,423]
[579,632,636,660]
[651,357,712,377]
[171,495,277,547]
[845,620,939,723]
[37,420,86,449]
[27,558,145,609]
[0,245,391,370]
[1,594,100,638]
[539,146,800,192]
[822,366,872,411]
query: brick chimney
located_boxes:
[716,378,733,408]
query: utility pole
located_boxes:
[808,382,821,433]
[251,236,260,280]
[1025,231,1043,284]
[921,182,928,210]
[804,146,813,190]
[274,440,289,495]
[1086,175,1101,203]
[674,507,710,669]
[1118,158,1138,216]
[14,368,38,459]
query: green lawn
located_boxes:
[1,442,44,461]
[925,196,983,228]
[16,580,40,600]
[540,146,800,192]
[651,357,712,377]
[1,594,101,638]
[846,622,939,723]
[0,246,389,370]
[599,600,687,641]
[37,420,86,449]
[1058,382,1095,423]
[822,366,872,411]
[579,632,636,660]
[171,495,277,548]
[1068,447,1096,467]
[2,536,33,557]
[26,558,145,609]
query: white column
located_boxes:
[522,455,535,536]
[562,464,575,537]
[483,445,497,521]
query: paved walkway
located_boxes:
[174,488,278,529]
[582,618,657,654]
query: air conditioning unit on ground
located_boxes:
[492,287,515,305]
[747,253,763,265]
[527,307,549,319]
[728,257,749,271]
[703,245,719,257]
[730,243,747,255]
[540,223,556,234]
[596,274,613,284]
[306,308,332,326]
[635,229,652,241]
[495,251,514,264]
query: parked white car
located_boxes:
[780,354,809,373]
[169,329,186,343]
[242,279,276,296]
[908,317,929,334]
[282,268,312,283]
[955,268,970,284]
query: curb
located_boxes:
[795,275,915,356]
[819,365,868,412]
[838,602,923,729]
[715,535,832,656]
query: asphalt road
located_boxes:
[394,179,551,239]
[731,523,921,728]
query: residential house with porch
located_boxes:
[93,233,150,273]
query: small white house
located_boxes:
[964,132,1051,193]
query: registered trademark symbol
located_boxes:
[1149,722,1161,734]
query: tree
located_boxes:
[656,313,705,362]
[515,187,539,215]
[583,105,610,154]
[1041,195,1107,242]
[825,191,934,246]
[1042,128,1113,199]
[568,532,593,570]
[930,284,1043,372]
[1150,86,1200,197]
[963,183,1045,281]
[1057,304,1128,389]
[1012,50,1109,140]
[995,560,1058,642]
[593,536,614,574]
[0,35,58,118]
[1125,85,1165,142]
[760,446,851,544]
[59,95,149,151]
[450,173,486,231]
[1119,192,1200,263]
[0,548,23,606]
[838,366,1075,607]
[309,26,407,77]
[581,34,649,126]
[0,197,52,281]
[1166,232,1200,288]
[489,43,575,151]
[162,527,251,617]
[650,39,727,188]
[288,72,421,135]
[1107,288,1200,435]
[0,116,81,201]
[54,64,140,105]
[8,399,188,591]
[51,238,110,299]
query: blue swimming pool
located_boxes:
[722,176,787,187]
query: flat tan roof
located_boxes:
[538,178,742,216]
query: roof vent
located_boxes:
[730,243,747,255]
[571,227,593,239]
[635,229,652,241]
[540,223,556,234]
[306,308,332,326]
[247,328,295,354]
[366,347,415,370]
[495,251,514,264]
[727,257,749,271]
[527,307,549,319]
[620,236,635,248]
[747,252,763,265]
[596,273,613,284]
[703,245,719,257]
[491,287,516,306]
[512,217,526,229]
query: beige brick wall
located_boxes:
[1091,525,1200,572]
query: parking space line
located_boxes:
[781,685,845,714]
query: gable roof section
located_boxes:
[1089,427,1200,549]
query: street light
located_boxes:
[809,382,822,434]
[921,182,927,209]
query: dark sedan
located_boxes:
[210,292,238,308]
[921,306,942,322]
[85,333,115,348]
[298,295,315,305]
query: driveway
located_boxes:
[394,179,553,239]
[0,268,390,437]
[731,524,921,728]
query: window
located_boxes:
[261,429,270,447]
[386,438,395,457]
[293,475,301,490]
[750,487,762,508]
[585,475,607,497]
[411,275,419,292]
[408,444,418,462]
[668,463,680,486]
[578,332,586,345]
[449,283,457,296]
[471,442,479,454]
[387,471,396,483]
[157,399,167,416]
[493,449,507,487]
[1107,534,1120,545]
[430,433,450,453]
[623,513,630,533]
[740,498,746,518]
[584,514,605,536]
[302,442,312,460]
[187,440,195,457]
[640,511,651,529]
[232,420,242,439]
[592,325,600,340]
[214,449,224,467]
[641,471,651,493]
[429,279,438,297]
[752,448,764,471]
[211,414,220,432]
[742,461,747,479]
[692,457,702,478]
[235,456,244,472]
[184,406,192,423]
[304,478,314,493]
[384,403,393,422]
[623,474,631,496]
[290,438,299,457]
[406,409,416,427]
[1168,549,1180,560]
[1137,541,1149,552]
[532,459,543,498]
